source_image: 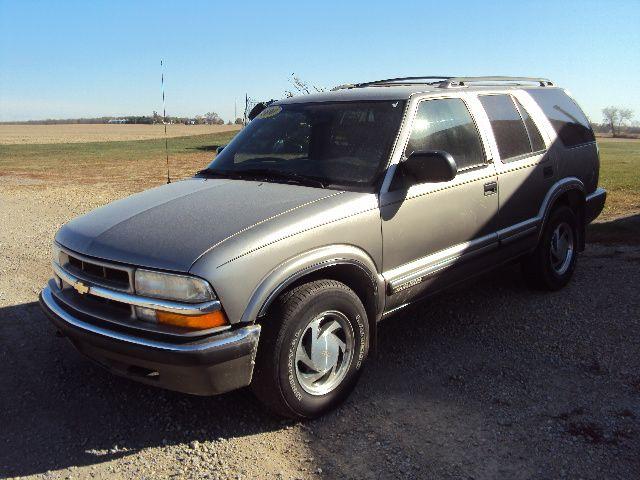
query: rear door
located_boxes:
[477,92,553,251]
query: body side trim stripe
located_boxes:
[384,176,585,294]
[384,233,497,289]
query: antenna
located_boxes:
[161,59,171,184]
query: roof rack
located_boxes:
[332,76,553,90]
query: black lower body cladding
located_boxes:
[39,287,261,396]
[585,187,607,224]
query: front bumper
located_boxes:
[585,187,607,224]
[39,286,261,396]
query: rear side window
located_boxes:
[514,98,546,152]
[526,88,595,147]
[405,98,485,170]
[479,94,531,162]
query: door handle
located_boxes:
[484,181,498,196]
[543,165,554,178]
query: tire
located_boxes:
[251,279,369,419]
[522,205,579,291]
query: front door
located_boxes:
[380,94,499,310]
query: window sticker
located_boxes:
[257,105,282,119]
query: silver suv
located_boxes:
[40,76,606,418]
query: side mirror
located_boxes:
[401,150,457,183]
[216,145,226,154]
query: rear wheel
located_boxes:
[522,205,579,290]
[251,279,369,419]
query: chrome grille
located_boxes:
[61,251,132,292]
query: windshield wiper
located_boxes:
[197,167,327,188]
[232,168,327,188]
[196,168,242,179]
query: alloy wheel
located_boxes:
[294,310,354,396]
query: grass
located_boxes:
[596,139,640,218]
[587,138,640,244]
[1,134,638,241]
[0,131,238,189]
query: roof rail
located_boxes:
[331,75,553,90]
[444,76,553,87]
[331,76,452,90]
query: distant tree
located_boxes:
[226,120,232,125]
[204,111,224,125]
[602,106,633,137]
[234,117,243,125]
[152,110,162,124]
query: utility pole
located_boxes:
[244,94,248,125]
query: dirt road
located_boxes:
[1,181,639,479]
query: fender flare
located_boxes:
[536,177,585,243]
[240,244,385,325]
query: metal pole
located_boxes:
[161,59,170,184]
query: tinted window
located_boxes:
[207,101,405,189]
[479,94,531,162]
[514,98,545,152]
[526,88,595,147]
[405,98,484,170]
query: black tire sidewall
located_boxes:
[277,286,368,418]
[539,206,578,289]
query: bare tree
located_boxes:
[243,96,254,124]
[204,111,224,125]
[602,106,633,137]
[284,74,326,98]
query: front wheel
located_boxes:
[251,280,369,419]
[522,205,579,290]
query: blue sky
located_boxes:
[1,0,638,122]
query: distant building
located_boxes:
[107,118,127,124]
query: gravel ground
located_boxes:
[1,182,639,480]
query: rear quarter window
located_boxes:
[525,88,595,147]
[514,98,546,153]
[479,94,531,162]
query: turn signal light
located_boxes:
[156,310,229,330]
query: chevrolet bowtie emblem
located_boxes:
[73,281,89,295]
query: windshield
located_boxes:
[202,100,406,190]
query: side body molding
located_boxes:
[241,245,385,324]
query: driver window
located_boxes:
[405,98,485,170]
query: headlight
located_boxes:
[134,269,215,303]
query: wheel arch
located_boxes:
[241,245,384,347]
[538,177,586,250]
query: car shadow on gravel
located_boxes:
[587,213,640,244]
[1,254,639,478]
[0,301,283,477]
[299,255,640,479]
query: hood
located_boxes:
[56,178,341,272]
